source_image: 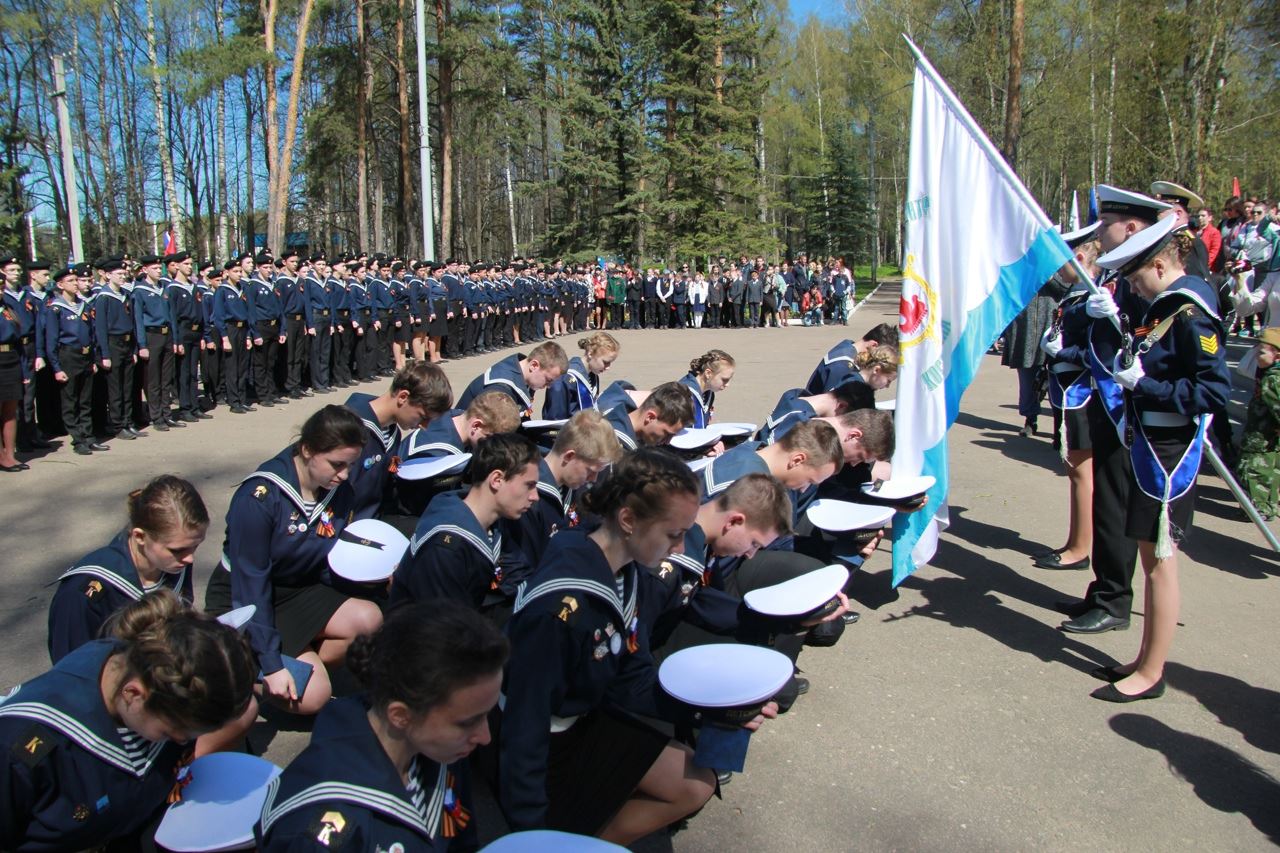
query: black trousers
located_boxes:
[144,330,175,422]
[1084,397,1140,618]
[310,322,332,389]
[252,321,281,400]
[200,338,222,405]
[285,315,309,393]
[175,326,202,415]
[674,304,688,327]
[355,312,375,379]
[375,311,393,371]
[466,316,482,353]
[223,326,249,407]
[58,346,94,445]
[332,314,354,385]
[707,304,721,328]
[103,335,134,432]
[747,302,761,326]
[447,306,465,357]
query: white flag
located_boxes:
[890,39,1073,585]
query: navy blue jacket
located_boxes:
[541,357,598,420]
[220,447,354,674]
[41,297,93,372]
[91,289,133,360]
[756,388,816,444]
[47,532,192,664]
[211,282,251,339]
[256,696,473,851]
[276,274,307,316]
[457,354,533,416]
[679,373,713,428]
[804,339,857,395]
[0,641,190,851]
[1127,276,1229,417]
[344,393,399,520]
[129,281,169,342]
[245,275,286,326]
[391,491,505,610]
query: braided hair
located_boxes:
[581,447,699,523]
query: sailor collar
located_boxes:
[0,641,168,778]
[258,697,445,840]
[535,457,570,514]
[409,491,502,564]
[51,296,87,316]
[512,532,639,627]
[1144,277,1220,324]
[97,288,127,304]
[240,449,341,523]
[821,340,857,365]
[403,409,465,459]
[166,279,194,294]
[347,393,397,452]
[482,357,533,408]
[56,531,187,602]
[701,441,765,499]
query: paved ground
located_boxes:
[3,284,1278,851]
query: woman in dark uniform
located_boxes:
[1,590,255,851]
[205,405,383,715]
[257,602,506,851]
[498,449,775,844]
[1085,217,1230,702]
[678,349,736,429]
[542,331,620,420]
[0,284,26,470]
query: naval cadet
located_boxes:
[541,331,620,420]
[0,591,255,852]
[600,381,693,450]
[246,251,287,406]
[304,253,334,394]
[164,252,209,423]
[212,259,255,414]
[456,341,568,418]
[255,602,505,852]
[802,322,899,395]
[679,349,736,429]
[44,267,102,455]
[92,257,144,440]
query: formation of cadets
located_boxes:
[3,316,911,850]
[0,251,845,471]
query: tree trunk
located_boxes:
[144,0,182,246]
[356,0,370,250]
[434,0,454,256]
[396,0,414,255]
[1001,0,1024,167]
[243,73,256,251]
[216,0,230,257]
[94,11,120,252]
[264,0,315,253]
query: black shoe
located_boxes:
[273,396,289,404]
[230,405,250,414]
[289,392,305,400]
[842,610,861,625]
[716,770,733,787]
[302,388,315,397]
[1033,546,1066,560]
[166,418,187,428]
[1060,609,1129,634]
[194,411,213,420]
[258,399,275,407]
[1034,553,1090,570]
[73,444,93,455]
[177,412,199,423]
[313,386,332,394]
[1053,599,1090,618]
[794,677,810,695]
[88,442,109,451]
[114,429,137,440]
[1091,679,1165,703]
[126,427,148,438]
[1088,665,1129,683]
[152,421,170,431]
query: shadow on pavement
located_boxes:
[972,435,1061,471]
[1180,522,1280,580]
[1109,713,1280,844]
[1164,663,1280,756]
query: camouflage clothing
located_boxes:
[1237,362,1280,517]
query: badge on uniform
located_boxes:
[556,595,578,622]
[1199,333,1219,355]
[312,811,348,848]
[84,579,103,599]
[658,560,674,579]
[253,485,268,500]
[12,723,54,768]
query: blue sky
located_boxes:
[787,0,850,25]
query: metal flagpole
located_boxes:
[50,56,83,263]
[414,0,436,262]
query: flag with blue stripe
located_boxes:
[889,39,1073,586]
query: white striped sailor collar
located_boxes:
[483,356,533,408]
[409,491,502,563]
[239,450,341,524]
[0,641,167,778]
[346,392,397,452]
[1145,278,1221,323]
[97,288,127,303]
[50,296,87,316]
[257,698,444,840]
[512,534,639,626]
[701,441,765,498]
[166,279,194,294]
[402,409,465,459]
[535,457,570,513]
[821,340,857,365]
[603,406,638,450]
[55,531,187,602]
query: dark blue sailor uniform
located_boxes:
[43,296,96,446]
[213,447,354,675]
[255,696,474,852]
[499,531,679,832]
[541,356,598,420]
[388,412,470,519]
[47,531,193,664]
[639,524,742,651]
[678,372,712,428]
[500,457,578,583]
[344,392,398,520]
[698,441,769,502]
[804,339,857,394]
[391,491,506,613]
[756,388,815,444]
[601,394,640,451]
[457,354,533,418]
[0,640,191,852]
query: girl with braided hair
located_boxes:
[498,449,776,844]
[678,349,735,429]
[1,589,255,851]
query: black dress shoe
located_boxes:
[289,392,305,400]
[1060,609,1129,634]
[152,421,170,431]
[716,770,733,786]
[177,412,199,423]
[842,610,861,625]
[230,405,249,414]
[0,462,29,471]
[1053,599,1090,618]
[302,389,315,397]
[126,427,147,438]
[114,430,137,440]
[1091,679,1165,703]
[1088,665,1130,682]
[194,411,213,420]
[1034,552,1090,570]
[88,442,109,451]
[166,418,187,428]
[258,399,275,407]
[794,677,810,695]
[73,445,93,455]
[272,396,289,404]
[1033,546,1066,559]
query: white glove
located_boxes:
[1086,291,1119,320]
[1112,354,1145,390]
[1040,327,1063,357]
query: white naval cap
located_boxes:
[396,452,472,481]
[743,563,849,617]
[1095,214,1182,274]
[1096,184,1172,223]
[658,644,794,711]
[327,518,410,582]
[480,831,628,852]
[1150,180,1205,212]
[154,753,282,852]
[1059,221,1101,248]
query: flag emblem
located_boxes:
[898,254,939,350]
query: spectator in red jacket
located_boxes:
[1197,208,1224,273]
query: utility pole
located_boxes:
[866,110,879,289]
[414,0,436,261]
[26,214,37,260]
[50,56,84,263]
